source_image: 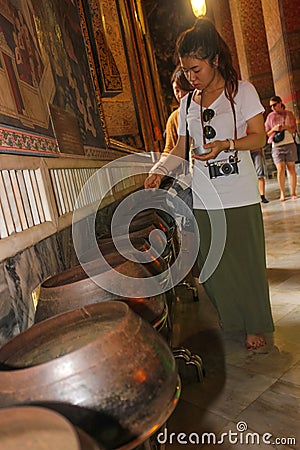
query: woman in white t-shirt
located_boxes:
[144,18,274,351]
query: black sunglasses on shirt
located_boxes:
[202,108,216,139]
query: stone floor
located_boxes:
[163,179,299,450]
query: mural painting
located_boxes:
[0,0,106,155]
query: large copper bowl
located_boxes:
[98,208,176,264]
[84,236,168,276]
[98,209,176,243]
[0,406,102,450]
[35,251,168,330]
[0,302,180,449]
[97,224,173,265]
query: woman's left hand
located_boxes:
[193,140,227,161]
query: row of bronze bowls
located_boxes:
[0,209,180,449]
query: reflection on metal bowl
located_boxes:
[0,302,180,449]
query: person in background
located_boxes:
[265,96,297,201]
[162,67,199,285]
[251,148,269,203]
[144,18,274,351]
[163,66,193,155]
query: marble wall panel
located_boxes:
[0,263,21,345]
[0,233,78,345]
[56,227,79,271]
[3,236,65,333]
[0,198,120,346]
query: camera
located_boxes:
[208,155,239,179]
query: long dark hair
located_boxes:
[175,18,238,102]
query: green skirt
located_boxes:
[194,204,274,334]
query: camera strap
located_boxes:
[228,96,238,159]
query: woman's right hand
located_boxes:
[273,124,282,132]
[144,173,163,190]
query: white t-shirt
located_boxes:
[178,80,264,209]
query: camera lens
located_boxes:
[220,163,233,176]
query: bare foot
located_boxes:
[292,195,297,200]
[245,334,266,351]
[280,196,285,202]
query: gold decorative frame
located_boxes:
[77,0,110,147]
[77,0,167,153]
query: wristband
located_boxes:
[225,138,235,152]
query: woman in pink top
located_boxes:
[265,96,297,201]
